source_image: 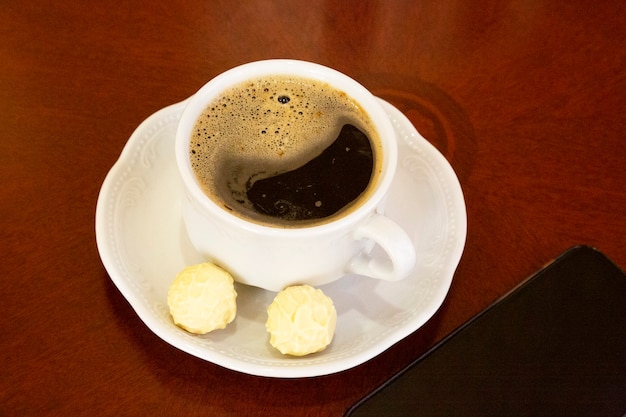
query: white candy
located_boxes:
[167,262,237,334]
[266,285,337,356]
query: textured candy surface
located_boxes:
[266,285,337,356]
[167,263,237,334]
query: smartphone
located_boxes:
[346,246,626,417]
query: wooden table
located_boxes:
[2,1,624,415]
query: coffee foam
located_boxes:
[190,75,380,225]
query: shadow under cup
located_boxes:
[175,60,415,291]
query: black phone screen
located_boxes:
[346,246,626,417]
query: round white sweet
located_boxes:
[167,262,237,334]
[266,285,337,356]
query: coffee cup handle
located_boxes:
[348,213,416,281]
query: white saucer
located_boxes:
[95,98,467,378]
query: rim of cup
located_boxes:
[175,59,397,237]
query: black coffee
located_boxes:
[246,124,373,220]
[190,75,381,227]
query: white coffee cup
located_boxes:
[175,59,416,291]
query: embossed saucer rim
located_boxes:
[95,97,467,378]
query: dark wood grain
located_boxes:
[1,1,624,416]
